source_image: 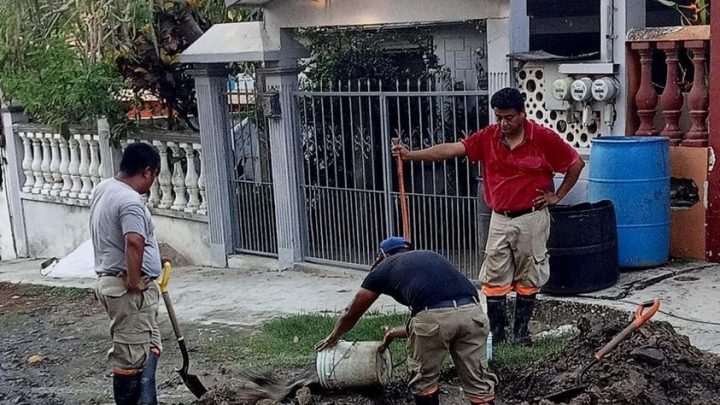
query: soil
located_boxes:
[2,283,720,405]
[500,316,720,405]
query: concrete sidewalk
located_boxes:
[1,256,718,354]
[0,256,407,326]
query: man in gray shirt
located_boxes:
[90,142,162,405]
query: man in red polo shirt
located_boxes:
[392,87,585,345]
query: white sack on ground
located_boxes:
[41,239,96,278]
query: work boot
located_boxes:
[113,372,140,405]
[485,295,507,345]
[414,392,440,405]
[138,351,160,405]
[513,293,537,346]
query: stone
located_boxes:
[630,347,665,366]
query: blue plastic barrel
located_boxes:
[588,136,670,268]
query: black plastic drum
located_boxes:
[542,200,619,295]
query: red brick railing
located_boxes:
[626,25,710,146]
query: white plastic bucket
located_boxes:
[315,340,392,390]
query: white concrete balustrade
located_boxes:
[125,137,205,215]
[16,127,206,216]
[18,129,99,205]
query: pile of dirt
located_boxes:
[197,369,319,405]
[500,316,720,405]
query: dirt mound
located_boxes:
[197,368,319,405]
[501,316,720,404]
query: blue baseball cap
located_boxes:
[379,236,410,254]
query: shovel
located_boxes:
[544,299,661,403]
[157,261,209,399]
[392,137,411,241]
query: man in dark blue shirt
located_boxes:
[316,237,498,405]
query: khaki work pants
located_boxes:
[96,276,162,372]
[480,209,551,296]
[407,303,498,402]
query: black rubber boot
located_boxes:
[513,294,537,346]
[113,372,140,405]
[138,351,159,405]
[486,295,507,345]
[414,392,440,405]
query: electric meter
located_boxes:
[591,77,620,102]
[571,78,593,102]
[552,78,574,101]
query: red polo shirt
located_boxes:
[461,119,580,212]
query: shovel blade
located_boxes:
[543,385,587,403]
[179,371,208,399]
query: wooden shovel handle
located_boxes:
[393,137,411,241]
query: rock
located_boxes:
[535,324,579,340]
[295,387,314,405]
[26,355,44,364]
[257,400,280,405]
[630,347,665,366]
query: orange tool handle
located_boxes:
[393,138,411,241]
[633,299,661,328]
[593,299,660,361]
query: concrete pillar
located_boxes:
[97,117,121,179]
[262,61,305,271]
[486,18,512,124]
[706,10,720,262]
[616,0,646,136]
[190,64,238,267]
[0,105,29,258]
[508,0,529,56]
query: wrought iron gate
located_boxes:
[228,73,278,255]
[296,80,489,278]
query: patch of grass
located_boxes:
[199,312,569,377]
[491,337,568,370]
[23,285,93,301]
[201,312,409,368]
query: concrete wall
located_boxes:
[152,215,213,266]
[23,199,90,259]
[20,197,214,265]
[670,147,708,261]
[264,0,508,31]
[432,26,487,90]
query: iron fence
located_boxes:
[228,73,278,255]
[295,79,489,278]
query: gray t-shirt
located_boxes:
[89,178,162,278]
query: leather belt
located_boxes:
[494,207,535,218]
[412,296,479,316]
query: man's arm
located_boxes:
[555,158,585,200]
[534,158,585,209]
[379,325,410,352]
[316,288,380,351]
[392,142,467,162]
[125,232,149,293]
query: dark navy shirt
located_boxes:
[361,250,478,312]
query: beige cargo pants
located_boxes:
[480,208,551,297]
[407,303,498,403]
[96,276,162,373]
